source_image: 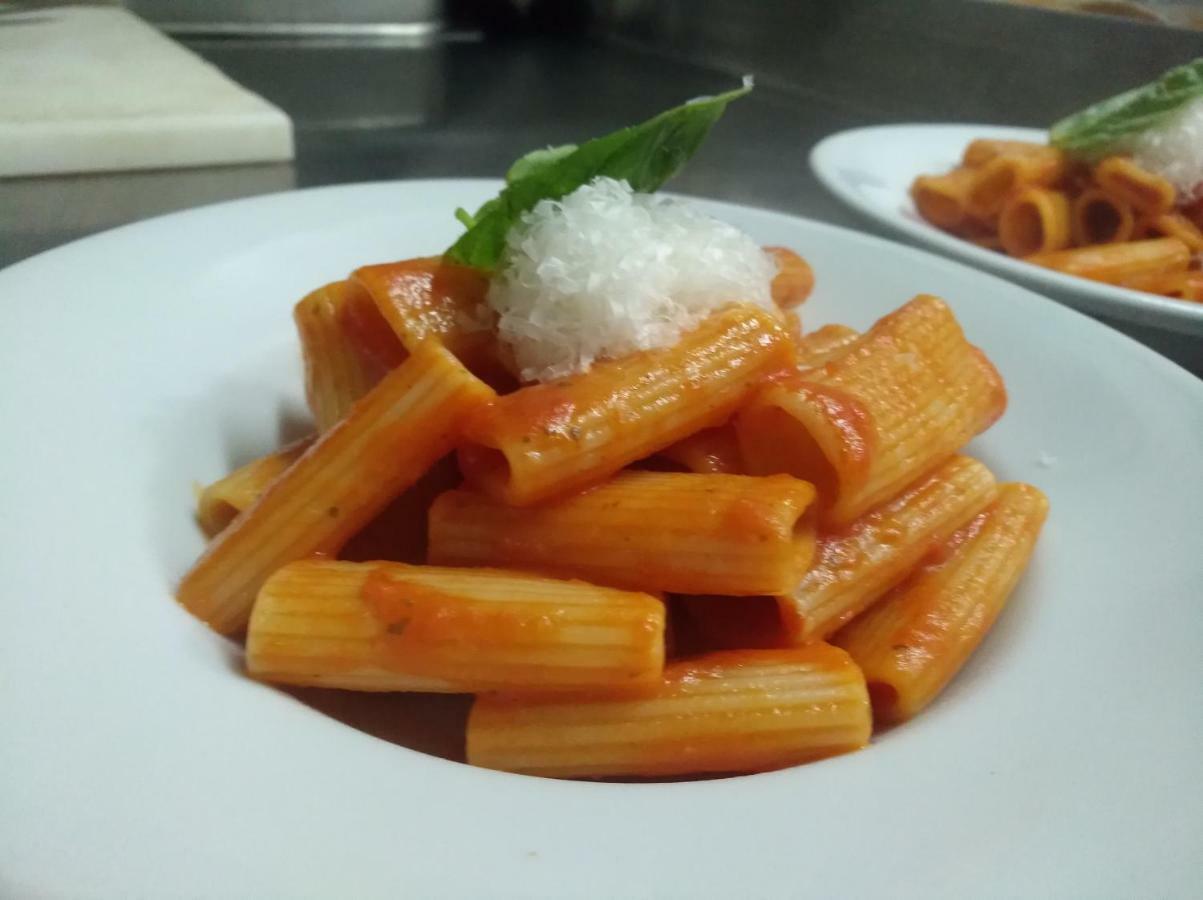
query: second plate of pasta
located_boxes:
[810,123,1203,336]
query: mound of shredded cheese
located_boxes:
[1131,96,1203,201]
[488,176,778,382]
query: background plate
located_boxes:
[810,123,1203,336]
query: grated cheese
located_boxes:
[488,176,778,382]
[1130,96,1203,201]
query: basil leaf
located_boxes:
[1050,58,1203,159]
[445,82,752,270]
[506,144,577,184]
[453,148,575,232]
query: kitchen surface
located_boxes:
[3,0,1200,372]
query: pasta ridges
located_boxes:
[467,645,870,777]
[739,297,1003,528]
[428,471,816,596]
[178,345,494,634]
[835,483,1048,722]
[458,306,795,505]
[778,455,998,641]
[245,559,666,691]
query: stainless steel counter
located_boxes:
[2,1,1199,372]
[0,33,864,267]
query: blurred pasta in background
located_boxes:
[912,140,1203,301]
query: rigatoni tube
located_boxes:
[1143,212,1203,252]
[353,256,499,376]
[177,343,495,634]
[1182,275,1203,302]
[1117,268,1189,296]
[776,455,998,643]
[966,147,1066,219]
[246,560,665,692]
[467,644,870,779]
[196,438,313,538]
[999,187,1071,257]
[294,281,393,432]
[428,472,817,596]
[764,246,814,309]
[1027,237,1190,287]
[1071,188,1136,246]
[1093,157,1176,217]
[834,483,1048,723]
[910,167,978,231]
[458,305,795,506]
[737,295,1005,528]
[794,324,859,369]
[961,138,1049,168]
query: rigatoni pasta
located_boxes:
[247,560,665,692]
[793,323,859,369]
[178,276,1038,781]
[912,120,1203,302]
[177,343,494,634]
[834,483,1048,722]
[1027,237,1190,288]
[1116,268,1191,296]
[196,437,312,537]
[467,645,871,778]
[1143,212,1203,252]
[961,138,1048,168]
[776,455,998,643]
[965,147,1066,220]
[1093,157,1175,217]
[458,305,794,506]
[428,471,817,596]
[737,295,1005,527]
[765,246,814,309]
[998,187,1071,257]
[295,281,392,432]
[176,108,1047,782]
[1071,188,1136,246]
[353,256,497,374]
[910,168,978,232]
[1182,274,1203,302]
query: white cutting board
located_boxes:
[0,6,294,177]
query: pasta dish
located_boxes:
[177,83,1048,780]
[912,59,1203,302]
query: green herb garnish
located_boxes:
[1050,58,1203,160]
[446,81,752,270]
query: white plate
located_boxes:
[2,180,1201,900]
[810,123,1203,336]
